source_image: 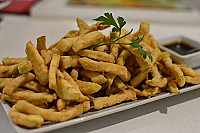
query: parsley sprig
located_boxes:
[87,12,153,61]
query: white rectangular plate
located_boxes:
[1,83,200,133]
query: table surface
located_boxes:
[1,14,200,133]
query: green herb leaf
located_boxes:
[91,12,153,62]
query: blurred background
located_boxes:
[0,0,200,24]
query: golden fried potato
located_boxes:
[49,54,60,90]
[37,35,47,53]
[2,57,27,66]
[15,100,83,122]
[25,41,49,86]
[76,49,115,63]
[72,31,104,52]
[3,73,35,96]
[80,70,107,84]
[93,89,136,110]
[76,80,102,95]
[10,105,44,128]
[79,57,131,82]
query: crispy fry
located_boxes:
[93,89,136,110]
[80,70,107,84]
[79,57,131,82]
[76,49,115,63]
[70,68,79,81]
[37,35,47,53]
[168,80,180,94]
[62,30,79,38]
[126,85,142,96]
[40,50,52,65]
[82,100,90,112]
[95,44,108,52]
[110,44,120,59]
[56,70,85,102]
[116,49,131,66]
[76,80,102,95]
[130,69,151,87]
[2,89,56,105]
[3,73,35,95]
[60,55,81,69]
[141,87,160,98]
[105,73,116,89]
[113,77,127,91]
[22,80,50,93]
[26,41,49,86]
[0,64,19,78]
[18,61,32,74]
[2,57,27,66]
[105,86,120,95]
[180,67,199,77]
[163,57,185,87]
[185,74,200,84]
[72,31,104,52]
[15,100,83,122]
[49,54,60,90]
[56,37,79,53]
[57,99,67,111]
[0,78,14,89]
[76,18,90,35]
[10,105,44,128]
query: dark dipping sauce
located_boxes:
[163,41,200,55]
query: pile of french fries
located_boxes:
[0,18,200,128]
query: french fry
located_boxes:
[72,31,104,52]
[80,70,107,84]
[0,78,14,89]
[49,54,60,90]
[180,67,199,77]
[76,18,90,35]
[110,44,120,59]
[60,55,81,69]
[62,30,79,38]
[168,80,180,94]
[185,74,200,84]
[130,69,151,87]
[15,100,83,122]
[37,36,47,53]
[70,68,79,81]
[141,87,160,98]
[105,86,121,95]
[2,57,27,66]
[113,77,127,91]
[2,89,56,105]
[76,80,102,95]
[95,44,108,52]
[57,99,67,111]
[25,41,49,86]
[10,105,44,128]
[40,50,52,65]
[0,64,19,78]
[56,37,79,53]
[76,49,115,63]
[3,73,35,96]
[56,70,85,102]
[22,80,50,93]
[93,89,136,110]
[105,73,116,89]
[79,57,131,82]
[126,85,142,96]
[163,57,185,87]
[18,61,32,74]
[116,49,131,66]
